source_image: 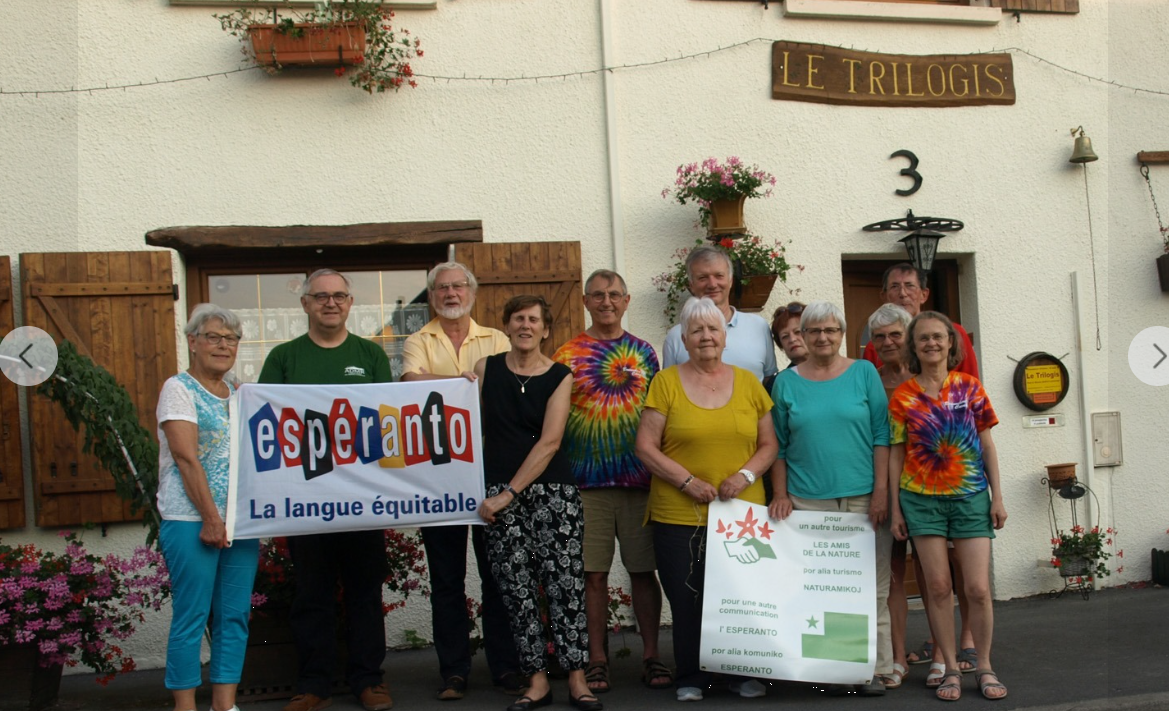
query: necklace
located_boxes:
[513,370,535,394]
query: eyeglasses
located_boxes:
[803,327,842,337]
[586,290,626,302]
[780,302,804,315]
[871,331,905,342]
[306,292,352,304]
[434,281,470,293]
[198,332,240,347]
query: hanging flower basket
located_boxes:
[1156,253,1169,293]
[708,196,748,236]
[732,274,778,313]
[247,22,366,67]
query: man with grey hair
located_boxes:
[401,261,523,701]
[552,269,669,694]
[662,245,777,381]
[259,268,394,711]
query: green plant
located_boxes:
[401,628,430,649]
[662,157,776,228]
[0,531,170,684]
[35,341,162,547]
[1051,525,1119,580]
[216,1,422,94]
[651,235,796,324]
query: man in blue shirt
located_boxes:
[661,245,777,381]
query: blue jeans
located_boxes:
[160,520,260,689]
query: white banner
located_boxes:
[227,379,486,539]
[700,501,876,684]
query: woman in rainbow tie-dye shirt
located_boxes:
[888,311,1007,703]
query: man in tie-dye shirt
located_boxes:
[552,269,672,693]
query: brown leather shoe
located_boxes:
[282,694,332,711]
[360,684,394,711]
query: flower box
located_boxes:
[248,22,366,67]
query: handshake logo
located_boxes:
[715,508,777,565]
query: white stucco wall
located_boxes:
[3,0,1167,674]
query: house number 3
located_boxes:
[891,150,922,196]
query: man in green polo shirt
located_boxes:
[259,268,393,711]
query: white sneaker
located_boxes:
[676,686,703,702]
[730,679,767,698]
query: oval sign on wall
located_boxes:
[1012,352,1070,412]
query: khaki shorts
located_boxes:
[581,488,656,574]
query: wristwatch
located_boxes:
[738,468,756,485]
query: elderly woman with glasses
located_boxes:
[889,312,1006,702]
[157,304,256,711]
[866,303,915,688]
[636,296,778,703]
[768,301,893,696]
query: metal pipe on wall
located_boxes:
[598,0,626,292]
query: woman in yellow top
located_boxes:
[636,296,778,703]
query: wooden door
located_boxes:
[21,251,177,527]
[0,257,25,529]
[841,259,964,359]
[454,241,585,355]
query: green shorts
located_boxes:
[900,488,996,540]
[581,488,656,573]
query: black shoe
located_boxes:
[496,672,529,696]
[437,676,467,701]
[506,691,552,711]
[569,693,604,711]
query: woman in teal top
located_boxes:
[768,301,894,695]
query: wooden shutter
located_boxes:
[0,257,26,529]
[454,241,585,356]
[987,0,1077,13]
[21,251,177,528]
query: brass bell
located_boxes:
[1069,126,1099,164]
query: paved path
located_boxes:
[22,585,1169,711]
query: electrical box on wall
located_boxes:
[1092,411,1123,467]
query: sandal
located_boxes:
[925,661,947,688]
[908,640,935,665]
[585,662,610,694]
[936,670,962,702]
[641,657,673,689]
[878,663,907,690]
[976,670,1008,700]
[957,647,978,673]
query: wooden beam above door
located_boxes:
[145,220,483,254]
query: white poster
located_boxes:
[700,500,876,684]
[227,379,486,539]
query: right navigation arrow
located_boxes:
[1155,344,1167,369]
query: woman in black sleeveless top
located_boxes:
[475,295,601,711]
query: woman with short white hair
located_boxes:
[769,300,893,695]
[637,296,778,702]
[157,303,257,711]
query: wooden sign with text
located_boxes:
[771,41,1014,107]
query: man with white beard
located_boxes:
[402,262,524,701]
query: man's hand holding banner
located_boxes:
[227,378,486,539]
[701,500,877,685]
